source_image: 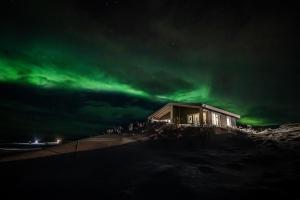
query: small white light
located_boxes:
[34,140,39,144]
[56,139,61,144]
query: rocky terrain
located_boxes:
[0,123,299,200]
[248,123,300,144]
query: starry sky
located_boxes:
[0,0,299,140]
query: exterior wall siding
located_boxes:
[151,104,239,128]
[177,107,238,128]
[231,117,237,127]
[199,107,204,124]
[206,110,212,125]
[220,114,226,127]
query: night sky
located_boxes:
[0,0,299,140]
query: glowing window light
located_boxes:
[227,117,232,127]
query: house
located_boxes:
[148,103,240,128]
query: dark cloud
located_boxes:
[0,84,160,140]
[0,0,299,140]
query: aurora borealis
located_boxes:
[0,0,299,140]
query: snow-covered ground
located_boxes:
[0,123,299,199]
[241,123,300,146]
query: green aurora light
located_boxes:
[0,55,266,125]
[0,32,294,127]
[0,0,299,141]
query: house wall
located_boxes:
[205,110,238,127]
[220,113,227,127]
[167,105,238,127]
[199,107,204,124]
[172,106,201,124]
[231,117,237,127]
[206,110,212,125]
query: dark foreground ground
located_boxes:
[0,126,300,200]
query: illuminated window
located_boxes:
[193,113,200,125]
[226,116,231,127]
[203,112,207,125]
[212,112,220,126]
[187,115,193,124]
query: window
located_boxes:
[187,115,193,124]
[212,112,220,126]
[193,114,200,125]
[226,116,231,127]
[203,112,207,125]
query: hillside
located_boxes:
[0,124,299,200]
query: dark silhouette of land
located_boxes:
[1,125,299,200]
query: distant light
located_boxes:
[56,139,61,144]
[34,139,39,144]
